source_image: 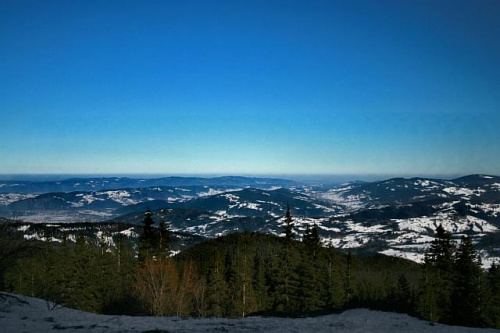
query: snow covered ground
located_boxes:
[1,293,499,332]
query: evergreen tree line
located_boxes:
[4,232,137,314]
[1,209,500,328]
[416,224,500,327]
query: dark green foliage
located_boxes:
[103,233,138,314]
[252,252,270,310]
[323,251,344,310]
[347,253,419,314]
[158,219,171,258]
[451,236,489,327]
[344,252,353,304]
[138,210,172,261]
[174,231,423,317]
[416,226,499,328]
[297,251,321,312]
[3,215,499,328]
[487,263,500,327]
[138,210,157,261]
[298,225,323,312]
[283,204,294,242]
[418,224,455,323]
[272,241,301,313]
[205,251,227,316]
[4,232,138,314]
[303,224,321,253]
[0,222,38,291]
[395,274,412,313]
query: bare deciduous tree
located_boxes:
[134,258,179,316]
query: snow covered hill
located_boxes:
[2,293,498,333]
[2,174,500,267]
[7,222,205,255]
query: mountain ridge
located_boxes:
[1,174,499,267]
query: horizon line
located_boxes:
[0,172,495,182]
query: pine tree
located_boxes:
[0,223,38,291]
[303,225,311,242]
[324,250,344,310]
[310,224,320,246]
[47,233,72,306]
[300,225,323,312]
[232,246,257,317]
[451,236,488,327]
[94,233,117,312]
[395,274,412,314]
[206,251,227,316]
[138,210,157,261]
[113,233,136,291]
[104,233,137,314]
[224,252,240,317]
[283,204,294,242]
[158,218,171,258]
[303,224,321,258]
[427,225,455,269]
[418,224,455,323]
[297,250,322,313]
[344,252,353,304]
[487,263,500,328]
[65,234,100,312]
[252,252,270,311]
[273,242,300,313]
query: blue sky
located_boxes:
[1,0,499,176]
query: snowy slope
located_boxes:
[2,293,498,333]
[3,174,500,267]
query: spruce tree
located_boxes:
[138,210,157,261]
[300,224,322,312]
[297,250,322,313]
[487,263,500,328]
[232,246,257,317]
[418,224,455,323]
[303,224,321,258]
[158,218,171,258]
[273,205,300,313]
[324,249,344,310]
[452,236,488,327]
[95,233,116,312]
[273,242,300,313]
[48,233,72,306]
[283,204,294,242]
[106,233,137,314]
[396,274,412,314]
[64,234,100,312]
[206,251,227,316]
[252,252,269,310]
[344,252,353,304]
[310,224,320,246]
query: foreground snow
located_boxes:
[1,293,499,332]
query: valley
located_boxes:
[1,174,499,267]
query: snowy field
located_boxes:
[1,293,499,332]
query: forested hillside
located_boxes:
[1,209,499,328]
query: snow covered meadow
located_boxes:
[1,293,499,333]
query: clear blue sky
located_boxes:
[1,0,499,176]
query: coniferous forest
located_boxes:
[1,208,499,329]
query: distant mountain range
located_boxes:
[1,174,499,267]
[0,176,298,194]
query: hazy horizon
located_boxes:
[0,172,479,184]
